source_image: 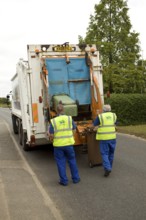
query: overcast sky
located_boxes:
[0,0,145,97]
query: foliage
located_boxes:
[105,94,146,125]
[0,97,11,108]
[0,97,9,104]
[78,0,146,93]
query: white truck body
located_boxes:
[11,44,104,150]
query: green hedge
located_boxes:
[104,94,146,125]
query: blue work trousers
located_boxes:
[99,139,116,171]
[54,146,80,185]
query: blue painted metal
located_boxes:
[45,57,91,105]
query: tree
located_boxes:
[79,0,144,93]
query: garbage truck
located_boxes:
[10,43,104,151]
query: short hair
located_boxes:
[103,104,111,112]
[57,101,64,113]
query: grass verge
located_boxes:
[117,124,146,140]
[0,104,11,108]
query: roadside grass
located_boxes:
[117,124,146,140]
[0,104,11,108]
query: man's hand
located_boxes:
[47,132,54,142]
[90,126,98,131]
[49,134,54,142]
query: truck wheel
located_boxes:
[89,161,94,168]
[22,132,30,151]
[12,115,18,134]
[18,121,22,145]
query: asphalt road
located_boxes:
[0,108,146,220]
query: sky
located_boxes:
[0,0,146,97]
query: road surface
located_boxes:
[0,107,146,220]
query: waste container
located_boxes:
[52,94,77,116]
[86,129,102,168]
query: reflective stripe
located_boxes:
[32,103,38,123]
[97,131,116,134]
[54,135,73,139]
[113,113,116,122]
[52,118,57,131]
[99,125,116,128]
[100,114,104,125]
[54,128,72,132]
[68,116,71,129]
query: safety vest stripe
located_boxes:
[99,125,116,128]
[68,116,71,129]
[52,118,57,131]
[54,128,72,132]
[100,114,104,125]
[54,135,73,139]
[98,131,116,134]
[113,113,116,122]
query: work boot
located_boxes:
[73,179,80,184]
[104,170,111,177]
[58,182,68,186]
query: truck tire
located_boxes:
[18,121,23,145]
[12,115,18,134]
[89,161,94,168]
[22,131,30,151]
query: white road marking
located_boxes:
[5,121,63,220]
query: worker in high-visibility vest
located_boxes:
[49,102,80,186]
[93,104,117,177]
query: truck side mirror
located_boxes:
[6,95,10,106]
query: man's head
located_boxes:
[103,104,111,112]
[57,101,64,114]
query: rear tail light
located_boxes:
[30,135,35,145]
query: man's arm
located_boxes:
[48,123,54,142]
[93,116,100,126]
[72,120,77,134]
[91,116,100,131]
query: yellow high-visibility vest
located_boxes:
[96,112,117,140]
[51,115,75,147]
